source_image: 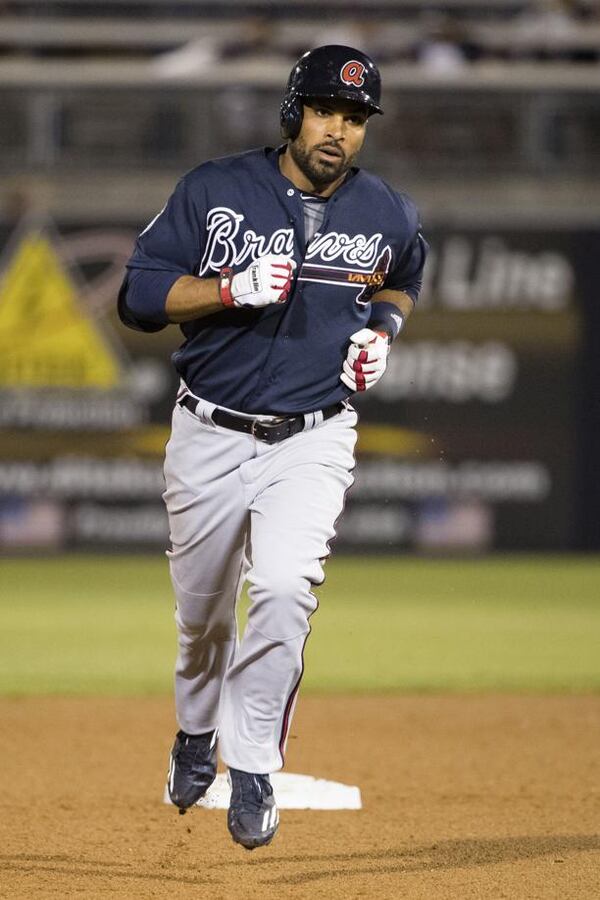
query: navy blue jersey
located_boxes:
[119,146,427,415]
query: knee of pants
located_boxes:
[175,595,237,643]
[168,548,242,598]
[247,571,319,642]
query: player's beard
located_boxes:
[289,135,354,191]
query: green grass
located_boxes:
[0,555,599,695]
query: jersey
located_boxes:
[119,146,428,415]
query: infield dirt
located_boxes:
[0,695,598,899]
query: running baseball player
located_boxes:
[118,44,427,850]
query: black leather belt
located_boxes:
[178,394,344,445]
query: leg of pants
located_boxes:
[163,403,253,735]
[217,409,357,773]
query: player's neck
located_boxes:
[278,147,345,198]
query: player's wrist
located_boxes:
[219,266,236,308]
[368,303,404,341]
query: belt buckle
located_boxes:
[250,416,287,443]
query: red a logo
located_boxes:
[340,60,366,87]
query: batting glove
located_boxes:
[340,328,390,393]
[220,254,296,309]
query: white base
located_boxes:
[163,772,362,810]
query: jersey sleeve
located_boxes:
[118,174,206,331]
[383,198,429,303]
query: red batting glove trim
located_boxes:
[274,261,292,301]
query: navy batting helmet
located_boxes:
[280,45,383,140]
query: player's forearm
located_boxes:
[166,256,295,321]
[165,275,223,323]
[371,289,414,322]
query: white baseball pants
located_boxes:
[163,395,357,773]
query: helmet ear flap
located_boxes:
[280,94,303,141]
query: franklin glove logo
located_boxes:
[340,60,366,87]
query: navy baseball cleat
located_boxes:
[167,729,217,812]
[227,768,279,850]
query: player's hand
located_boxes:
[340,328,390,392]
[227,254,296,308]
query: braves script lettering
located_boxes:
[305,232,384,268]
[199,207,386,274]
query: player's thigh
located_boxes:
[251,459,353,576]
[164,404,251,597]
[251,411,356,570]
[247,416,356,636]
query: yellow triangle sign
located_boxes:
[0,232,121,388]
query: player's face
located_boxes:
[289,99,368,193]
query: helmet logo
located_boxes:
[340,60,366,87]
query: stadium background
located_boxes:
[0,2,599,897]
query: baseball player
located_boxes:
[118,44,427,850]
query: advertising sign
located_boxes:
[0,220,587,552]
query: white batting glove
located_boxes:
[340,328,390,393]
[220,254,296,309]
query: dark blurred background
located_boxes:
[1,0,599,555]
